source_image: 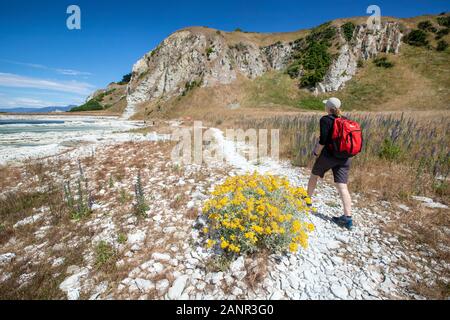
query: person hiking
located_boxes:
[306,97,362,230]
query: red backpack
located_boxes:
[328,117,363,158]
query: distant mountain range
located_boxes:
[0,105,75,113]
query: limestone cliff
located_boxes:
[122,21,404,117]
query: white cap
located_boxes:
[322,97,341,109]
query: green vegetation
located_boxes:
[418,20,435,32]
[287,22,336,87]
[378,138,402,160]
[69,88,117,112]
[118,73,132,84]
[133,170,149,218]
[298,97,324,110]
[373,56,395,68]
[95,241,116,267]
[206,47,215,58]
[437,40,448,51]
[437,15,450,28]
[69,99,103,112]
[182,79,202,96]
[63,161,92,220]
[117,233,127,244]
[403,29,429,47]
[435,28,449,40]
[341,22,356,42]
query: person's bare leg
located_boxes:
[335,183,352,216]
[307,174,320,198]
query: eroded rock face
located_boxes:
[124,23,403,115]
[315,22,403,93]
[126,28,297,108]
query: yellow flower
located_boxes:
[289,242,298,252]
[206,239,216,248]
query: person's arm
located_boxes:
[313,117,329,157]
[313,143,324,157]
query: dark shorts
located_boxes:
[312,153,352,184]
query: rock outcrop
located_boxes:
[315,22,403,93]
[126,28,297,108]
[123,22,403,117]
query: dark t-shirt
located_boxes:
[319,114,337,156]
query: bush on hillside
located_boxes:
[435,28,449,40]
[437,40,449,51]
[437,16,450,28]
[69,99,103,112]
[373,56,394,68]
[418,21,434,32]
[378,138,402,160]
[119,73,132,84]
[341,22,356,42]
[403,29,429,47]
[202,173,314,258]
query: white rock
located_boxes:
[156,279,170,293]
[230,256,245,273]
[167,275,189,300]
[152,252,171,262]
[127,229,146,245]
[59,268,89,300]
[331,284,348,300]
[135,278,154,292]
[0,252,16,265]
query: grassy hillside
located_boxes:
[70,82,128,113]
[100,13,449,119]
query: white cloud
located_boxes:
[0,73,95,95]
[0,59,92,77]
[0,96,59,108]
[56,69,92,76]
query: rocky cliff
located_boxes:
[123,21,404,117]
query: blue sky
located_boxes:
[0,0,448,109]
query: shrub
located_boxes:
[206,47,214,58]
[69,99,103,112]
[435,28,449,40]
[373,56,394,68]
[378,138,402,160]
[133,170,149,218]
[95,241,116,267]
[437,16,450,28]
[418,20,433,31]
[299,41,332,87]
[404,29,429,47]
[341,22,356,42]
[436,40,449,51]
[63,170,93,220]
[202,173,314,258]
[119,73,132,84]
[357,59,364,68]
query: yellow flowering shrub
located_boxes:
[202,172,315,257]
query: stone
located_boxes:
[167,275,189,300]
[151,252,171,262]
[156,279,170,293]
[135,278,154,292]
[59,268,89,300]
[230,256,245,273]
[331,284,348,300]
[0,253,16,265]
[127,230,146,245]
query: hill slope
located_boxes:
[83,14,450,119]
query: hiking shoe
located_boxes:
[332,215,353,230]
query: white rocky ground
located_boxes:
[0,126,448,300]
